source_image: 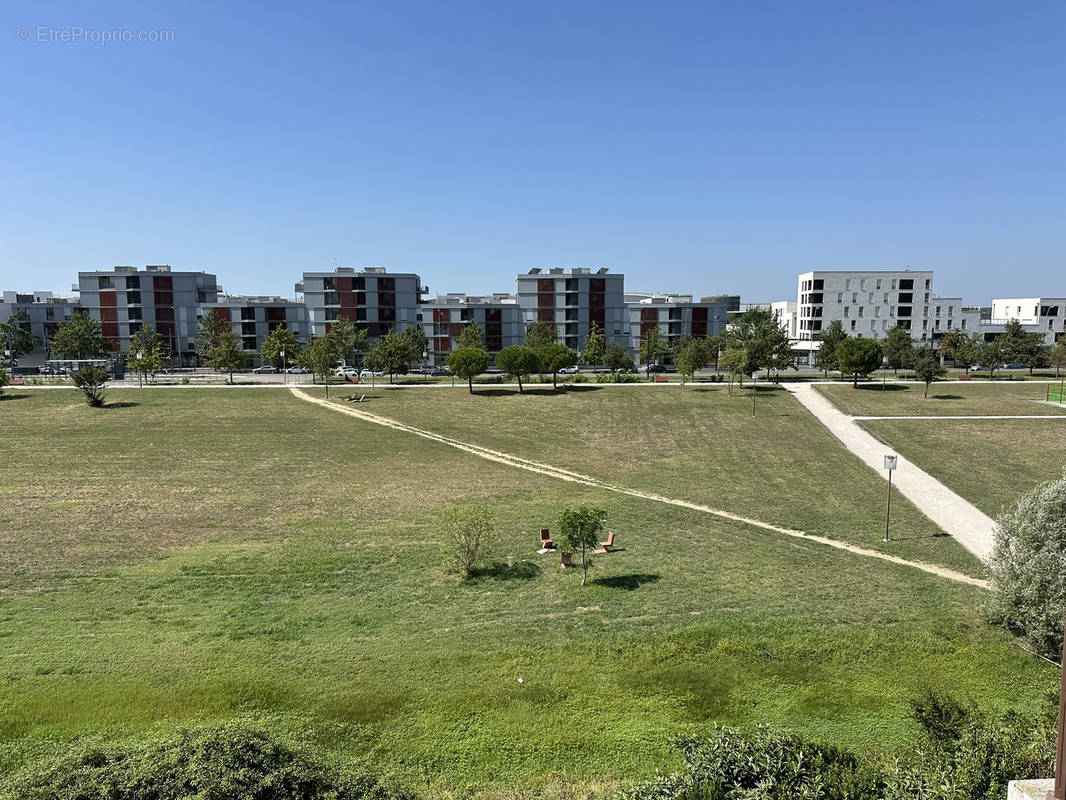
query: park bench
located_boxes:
[594,531,616,554]
[538,528,555,551]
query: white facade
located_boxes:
[796,269,935,342]
[990,297,1066,344]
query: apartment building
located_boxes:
[0,290,80,354]
[928,297,981,341]
[989,298,1066,344]
[297,266,426,340]
[624,293,730,356]
[203,295,309,362]
[515,268,627,352]
[796,269,935,342]
[420,293,524,364]
[76,265,219,362]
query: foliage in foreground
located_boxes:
[985,469,1066,657]
[0,720,408,800]
[615,692,1055,800]
[441,503,494,579]
[71,365,110,407]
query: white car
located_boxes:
[559,366,580,374]
[359,369,383,378]
[334,366,359,377]
[285,366,309,374]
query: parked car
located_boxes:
[334,366,359,377]
[1002,362,1025,369]
[646,364,666,374]
[559,366,579,374]
[252,364,277,374]
[285,366,309,374]
[359,369,383,378]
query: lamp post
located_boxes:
[882,356,888,390]
[883,454,897,541]
[280,349,286,384]
[136,350,143,389]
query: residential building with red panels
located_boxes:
[76,265,218,364]
[202,295,309,364]
[418,293,523,365]
[296,266,426,341]
[624,292,731,361]
[514,267,627,355]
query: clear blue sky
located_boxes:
[2,0,1063,304]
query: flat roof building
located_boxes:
[515,267,627,353]
[297,266,426,340]
[203,294,309,364]
[420,293,523,364]
[796,269,935,343]
[624,292,730,359]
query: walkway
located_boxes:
[292,388,987,589]
[784,383,996,562]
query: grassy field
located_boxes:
[861,418,1066,517]
[815,381,1066,417]
[0,387,1055,797]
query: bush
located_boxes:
[71,365,110,407]
[594,372,640,384]
[984,469,1066,657]
[909,688,969,749]
[0,367,9,395]
[570,374,588,383]
[0,720,405,800]
[441,504,494,580]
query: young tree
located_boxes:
[581,320,606,367]
[882,325,915,374]
[674,338,708,387]
[368,331,414,382]
[205,328,244,384]
[445,346,489,394]
[524,320,557,353]
[0,312,37,362]
[456,321,485,350]
[71,365,110,407]
[603,341,633,373]
[1049,338,1066,377]
[398,325,429,371]
[0,367,9,396]
[911,345,947,398]
[441,504,494,580]
[559,505,608,586]
[261,325,302,369]
[51,312,108,359]
[977,338,1003,379]
[720,347,747,395]
[300,335,340,397]
[940,328,976,372]
[326,318,367,367]
[539,342,578,389]
[725,307,790,416]
[495,345,540,393]
[985,470,1066,658]
[126,324,168,385]
[638,326,669,373]
[814,321,847,378]
[195,310,231,364]
[836,338,884,388]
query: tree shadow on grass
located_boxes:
[931,394,963,400]
[469,561,541,582]
[103,401,140,409]
[564,385,603,393]
[855,383,907,392]
[590,573,661,591]
[889,531,952,542]
[0,394,30,401]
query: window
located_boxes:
[868,293,874,303]
[891,279,897,290]
[852,293,858,303]
[935,320,941,330]
[126,276,140,289]
[127,291,141,305]
[99,276,112,289]
[843,306,849,318]
[858,307,864,317]
[860,279,867,290]
[324,291,339,305]
[926,280,931,288]
[935,306,941,316]
[961,319,967,330]
[883,293,889,303]
[947,305,953,316]
[845,279,851,289]
[876,279,882,290]
[325,309,339,321]
[128,321,142,336]
[242,322,256,336]
[850,320,856,330]
[947,319,952,328]
[128,307,142,322]
[837,292,843,303]
[875,306,880,317]
[900,279,913,290]
[924,293,930,303]
[870,320,876,331]
[323,278,335,290]
[241,307,256,321]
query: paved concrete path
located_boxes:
[855,414,1066,421]
[784,383,996,562]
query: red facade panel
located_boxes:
[485,308,502,322]
[102,323,119,341]
[266,307,286,322]
[537,308,555,323]
[336,276,353,292]
[212,307,232,322]
[154,291,174,307]
[153,275,173,290]
[640,308,659,322]
[434,336,450,353]
[433,308,450,323]
[641,321,657,336]
[99,291,117,307]
[537,292,555,308]
[590,278,606,292]
[590,308,605,326]
[447,323,463,338]
[156,306,175,322]
[100,306,118,322]
[537,278,554,293]
[340,292,356,308]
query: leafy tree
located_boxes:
[1049,338,1066,377]
[581,320,606,366]
[559,505,607,586]
[0,312,37,361]
[204,328,243,384]
[456,321,485,350]
[299,335,341,397]
[71,365,110,407]
[367,331,413,382]
[0,367,9,396]
[51,312,108,359]
[997,319,1033,367]
[523,320,557,354]
[977,338,1003,378]
[911,344,947,398]
[638,326,669,372]
[940,328,977,372]
[445,346,489,394]
[836,337,883,388]
[720,348,747,396]
[603,341,633,373]
[398,325,429,371]
[441,504,494,580]
[126,324,169,385]
[674,338,708,387]
[261,325,302,369]
[725,307,790,416]
[327,318,367,367]
[882,325,915,374]
[814,320,847,378]
[495,345,540,393]
[985,470,1066,658]
[539,342,577,389]
[195,310,230,360]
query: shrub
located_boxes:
[71,365,110,407]
[909,688,970,749]
[0,720,404,800]
[570,374,588,383]
[0,367,9,395]
[984,469,1066,657]
[441,504,494,580]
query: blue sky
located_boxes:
[1,0,1062,304]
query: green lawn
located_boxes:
[861,417,1066,517]
[0,388,1055,798]
[815,381,1066,417]
[322,383,981,574]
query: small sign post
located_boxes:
[883,454,897,542]
[1056,615,1066,800]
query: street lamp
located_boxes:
[882,356,888,390]
[136,350,143,389]
[883,454,897,541]
[280,349,286,384]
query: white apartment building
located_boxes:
[796,269,935,342]
[989,298,1066,345]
